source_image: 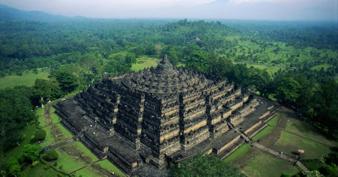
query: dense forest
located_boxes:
[0,5,337,177]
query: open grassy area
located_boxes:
[21,162,63,177]
[223,144,251,163]
[131,56,158,71]
[0,69,49,89]
[242,152,298,177]
[274,118,336,159]
[245,63,282,75]
[223,109,336,177]
[96,160,126,177]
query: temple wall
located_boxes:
[216,135,241,154]
[115,90,145,149]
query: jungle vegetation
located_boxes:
[0,5,337,177]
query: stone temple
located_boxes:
[55,56,276,176]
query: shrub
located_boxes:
[19,144,41,165]
[42,150,59,162]
[31,129,46,143]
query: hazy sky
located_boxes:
[1,0,337,21]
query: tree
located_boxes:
[170,155,245,177]
[104,52,135,75]
[0,87,35,151]
[31,129,46,143]
[314,79,338,137]
[19,144,41,165]
[275,76,301,105]
[52,69,79,93]
[42,150,59,162]
[32,79,62,106]
[4,158,21,177]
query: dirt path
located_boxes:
[43,103,116,177]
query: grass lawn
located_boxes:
[246,63,282,75]
[223,109,336,177]
[56,150,91,173]
[21,162,63,177]
[223,144,251,163]
[242,152,298,177]
[0,69,49,90]
[131,56,158,71]
[96,160,126,177]
[274,118,336,159]
[252,115,279,141]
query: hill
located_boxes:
[0,4,74,22]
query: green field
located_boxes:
[0,69,49,89]
[223,109,337,177]
[274,118,335,159]
[131,56,158,71]
[223,144,251,163]
[246,63,282,75]
[242,152,298,177]
[310,63,332,71]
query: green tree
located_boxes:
[31,129,46,143]
[33,79,62,105]
[0,87,35,151]
[53,69,79,93]
[19,144,41,165]
[4,158,21,177]
[275,76,301,105]
[42,150,59,162]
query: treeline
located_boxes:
[227,21,338,50]
[2,20,337,78]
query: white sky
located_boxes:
[0,0,337,21]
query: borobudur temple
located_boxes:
[55,56,277,176]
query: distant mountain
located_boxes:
[0,4,78,22]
